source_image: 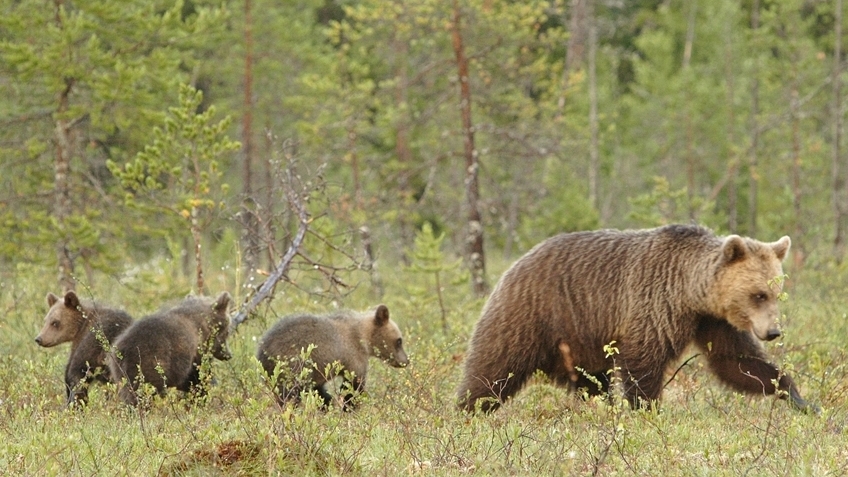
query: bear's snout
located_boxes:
[34,336,43,346]
[764,329,782,341]
[216,347,232,361]
[393,351,410,368]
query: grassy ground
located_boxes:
[1,256,847,476]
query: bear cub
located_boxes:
[256,304,408,409]
[35,291,133,407]
[108,292,232,406]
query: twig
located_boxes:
[663,353,701,389]
[230,165,310,332]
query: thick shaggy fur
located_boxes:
[35,291,133,406]
[457,224,815,413]
[108,292,231,406]
[257,304,408,409]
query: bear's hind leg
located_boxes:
[695,317,818,413]
[569,372,611,398]
[457,369,530,413]
[616,342,667,410]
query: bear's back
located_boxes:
[113,311,197,358]
[91,307,134,342]
[258,314,349,365]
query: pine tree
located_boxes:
[108,84,240,294]
[0,0,228,288]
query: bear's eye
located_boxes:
[51,320,60,328]
[753,292,768,303]
[396,338,402,348]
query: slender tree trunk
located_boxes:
[53,0,75,292]
[587,0,599,211]
[557,0,588,118]
[54,80,75,292]
[683,0,697,221]
[748,0,761,236]
[394,27,415,257]
[191,206,205,293]
[723,15,739,233]
[833,0,845,261]
[451,0,488,297]
[263,127,275,269]
[241,0,259,271]
[348,125,362,209]
[790,83,804,270]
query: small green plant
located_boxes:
[405,222,468,333]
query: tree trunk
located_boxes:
[833,0,845,262]
[451,0,489,297]
[723,14,739,233]
[557,0,588,118]
[241,0,260,271]
[587,0,599,211]
[394,31,415,255]
[191,206,205,294]
[748,0,761,236]
[54,81,75,292]
[53,0,75,292]
[683,0,697,221]
[790,85,804,270]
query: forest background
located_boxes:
[1,0,848,475]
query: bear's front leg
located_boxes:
[694,317,819,414]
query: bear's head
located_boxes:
[711,235,791,342]
[207,291,232,361]
[35,291,87,347]
[368,304,409,368]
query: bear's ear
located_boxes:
[63,291,81,309]
[47,293,59,307]
[771,236,791,261]
[721,235,748,264]
[213,291,231,312]
[374,304,390,326]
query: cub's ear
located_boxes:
[213,291,231,312]
[47,293,60,307]
[63,291,81,309]
[721,235,748,264]
[771,236,791,261]
[374,304,390,326]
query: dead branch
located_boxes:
[230,163,310,332]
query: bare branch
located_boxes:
[230,163,310,332]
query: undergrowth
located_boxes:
[1,254,846,476]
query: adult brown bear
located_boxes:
[457,225,817,414]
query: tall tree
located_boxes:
[451,0,488,297]
[241,0,260,271]
[748,0,761,236]
[0,0,227,288]
[834,0,846,261]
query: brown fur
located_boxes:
[256,304,408,409]
[457,224,816,413]
[108,292,232,406]
[35,291,133,406]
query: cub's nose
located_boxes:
[34,336,43,345]
[765,329,782,341]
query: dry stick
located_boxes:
[230,167,310,332]
[663,353,701,389]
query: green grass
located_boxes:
[1,258,847,476]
